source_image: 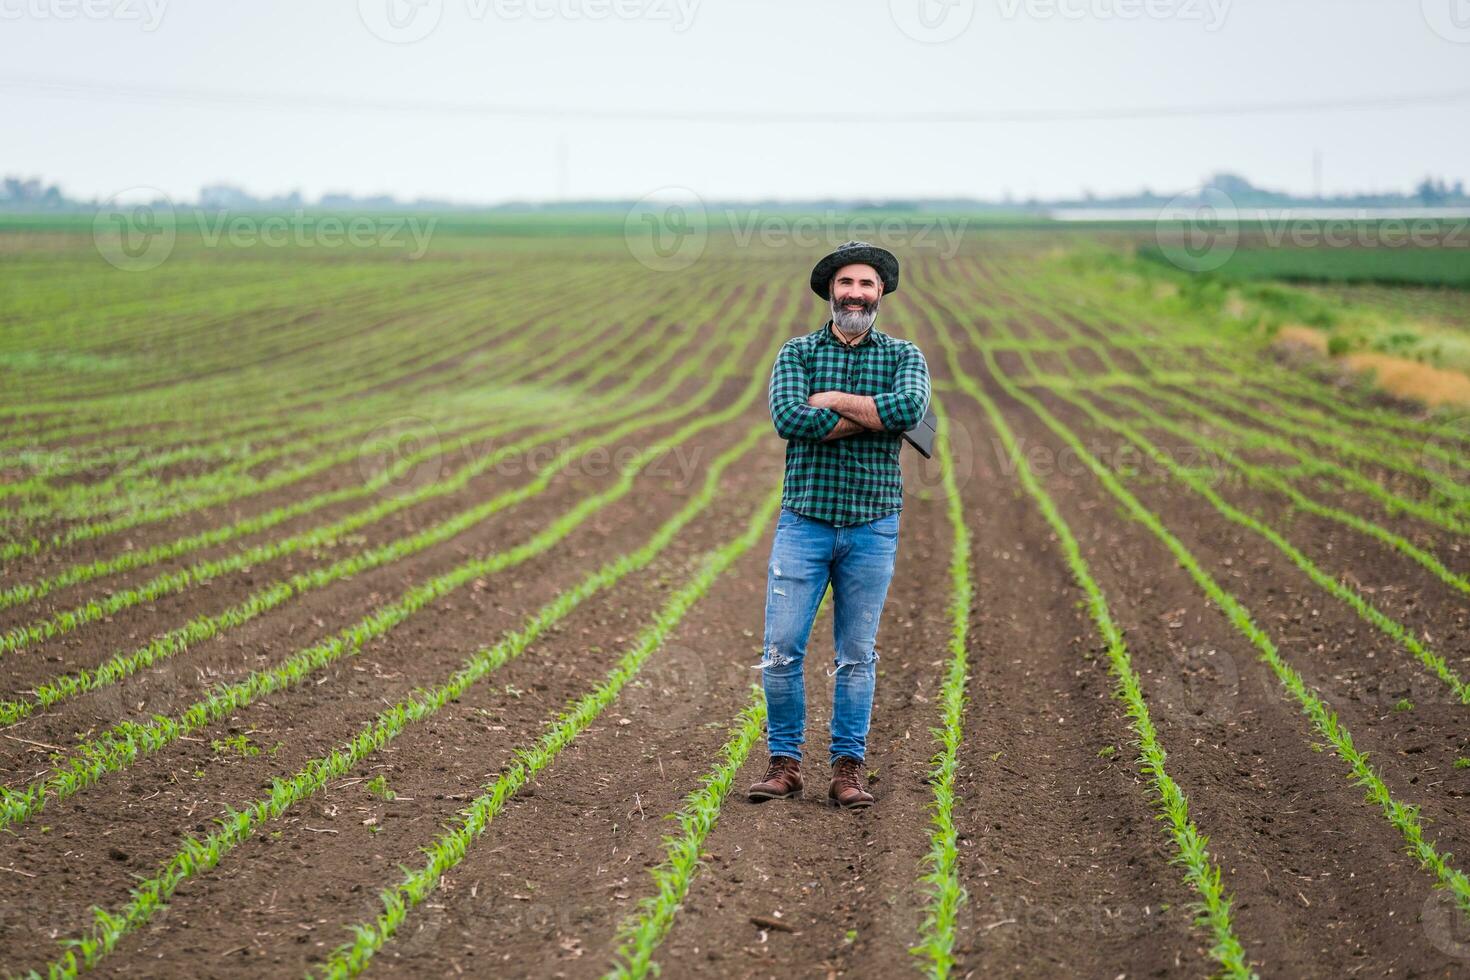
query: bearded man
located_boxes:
[748,240,931,810]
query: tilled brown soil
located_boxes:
[5,240,1470,979]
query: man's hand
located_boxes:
[808,391,884,430]
[821,416,869,441]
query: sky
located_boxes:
[2,0,1468,204]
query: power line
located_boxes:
[2,73,1468,123]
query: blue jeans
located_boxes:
[757,506,899,765]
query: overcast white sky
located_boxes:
[3,0,1467,204]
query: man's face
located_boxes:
[830,262,883,337]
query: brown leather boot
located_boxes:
[828,757,874,809]
[748,756,803,802]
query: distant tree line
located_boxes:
[2,172,1467,213]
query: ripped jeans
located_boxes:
[757,505,899,765]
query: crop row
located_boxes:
[909,286,1256,977]
[11,423,773,979]
[928,280,1470,936]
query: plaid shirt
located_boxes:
[768,320,931,526]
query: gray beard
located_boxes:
[831,296,878,337]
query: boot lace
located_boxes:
[834,757,863,791]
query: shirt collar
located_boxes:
[821,319,886,349]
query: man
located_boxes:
[748,240,931,810]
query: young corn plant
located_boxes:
[0,395,780,834]
[909,395,973,980]
[965,320,1470,931]
[604,688,767,979]
[917,288,1257,979]
[15,431,770,980]
[310,489,781,979]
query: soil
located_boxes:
[4,243,1470,978]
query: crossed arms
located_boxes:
[768,341,931,443]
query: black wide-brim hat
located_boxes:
[810,240,900,301]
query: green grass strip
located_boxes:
[603,687,767,980]
[1031,270,1470,472]
[908,395,972,980]
[12,426,767,980]
[969,337,1470,928]
[916,291,1257,979]
[983,320,1470,540]
[310,486,783,979]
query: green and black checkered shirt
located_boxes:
[768,320,931,526]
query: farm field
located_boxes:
[2,219,1470,979]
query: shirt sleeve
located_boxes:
[873,343,931,432]
[769,341,839,441]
